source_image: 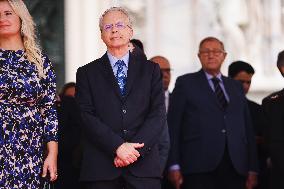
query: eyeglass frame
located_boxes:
[102,21,132,32]
[198,49,226,56]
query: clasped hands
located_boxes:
[114,142,144,167]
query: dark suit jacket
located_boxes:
[56,96,83,188]
[247,99,267,161]
[167,70,258,176]
[132,47,170,173]
[262,89,284,172]
[75,52,166,181]
[247,99,265,137]
[159,114,170,172]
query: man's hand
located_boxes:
[116,142,144,166]
[168,169,183,189]
[114,156,127,167]
[246,172,258,189]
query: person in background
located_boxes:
[129,38,144,53]
[0,0,58,188]
[56,82,84,189]
[131,42,171,177]
[150,56,171,112]
[59,82,76,98]
[76,7,166,189]
[262,50,284,189]
[228,61,268,189]
[167,36,258,189]
[55,82,76,109]
[150,56,173,189]
[128,38,147,63]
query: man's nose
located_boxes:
[111,26,118,33]
[208,52,215,58]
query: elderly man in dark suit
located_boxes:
[75,7,166,189]
[167,37,258,189]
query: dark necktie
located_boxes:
[115,60,127,96]
[211,77,228,110]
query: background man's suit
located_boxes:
[167,70,258,186]
[76,52,166,181]
[56,96,83,189]
[133,48,170,173]
[262,89,284,188]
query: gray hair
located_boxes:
[99,7,132,32]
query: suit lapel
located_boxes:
[124,52,142,98]
[98,53,123,100]
[197,70,227,111]
[222,76,233,111]
[198,69,221,108]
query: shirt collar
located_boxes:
[204,70,223,82]
[107,51,129,68]
[165,90,170,97]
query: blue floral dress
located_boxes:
[0,49,58,189]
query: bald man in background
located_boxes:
[129,44,171,175]
[150,56,171,111]
[150,56,173,189]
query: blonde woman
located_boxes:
[0,0,58,188]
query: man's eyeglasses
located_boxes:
[199,50,225,56]
[103,22,130,32]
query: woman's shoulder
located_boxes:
[41,53,55,69]
[41,53,51,62]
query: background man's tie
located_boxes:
[211,77,228,110]
[115,60,127,96]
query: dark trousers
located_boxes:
[161,169,176,189]
[270,168,284,189]
[85,170,160,189]
[181,147,246,189]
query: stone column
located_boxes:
[64,0,107,82]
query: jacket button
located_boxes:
[221,129,226,133]
[123,129,128,134]
[122,109,126,114]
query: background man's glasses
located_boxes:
[199,50,225,56]
[103,22,130,32]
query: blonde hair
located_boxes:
[99,7,132,32]
[6,0,44,78]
